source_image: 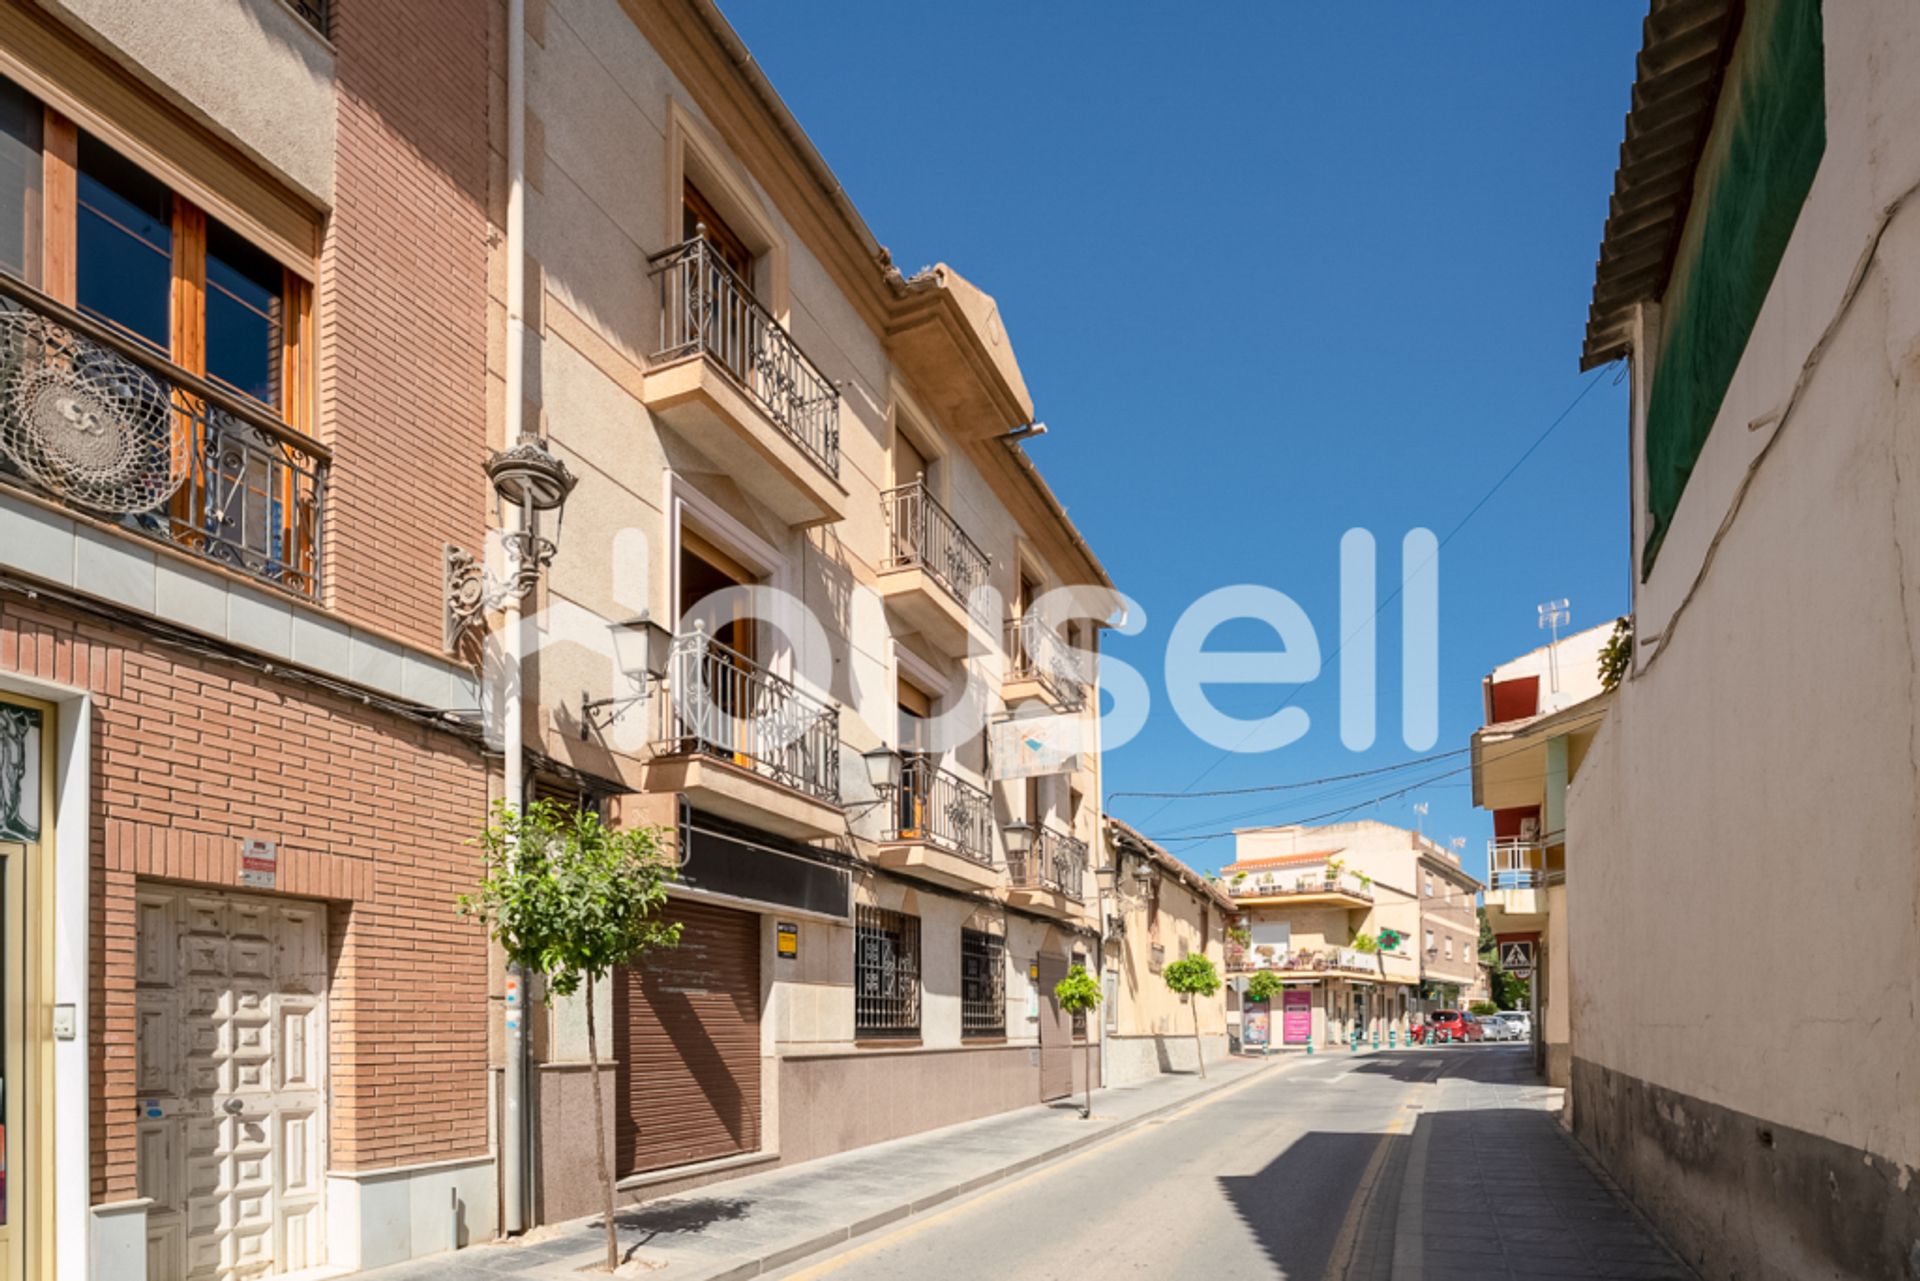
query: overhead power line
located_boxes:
[1123,366,1616,831]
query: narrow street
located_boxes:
[765,1046,1689,1281]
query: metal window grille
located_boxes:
[960,929,1005,1038]
[855,905,920,1038]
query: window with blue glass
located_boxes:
[205,219,283,406]
[76,134,172,354]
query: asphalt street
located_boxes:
[765,1045,1464,1281]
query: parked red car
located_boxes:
[1426,1010,1483,1043]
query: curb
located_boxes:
[660,1057,1298,1281]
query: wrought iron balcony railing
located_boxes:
[1004,614,1087,708]
[1008,825,1087,902]
[883,754,994,867]
[0,275,326,600]
[649,235,840,478]
[881,478,990,619]
[658,630,841,804]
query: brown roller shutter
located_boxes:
[614,898,762,1175]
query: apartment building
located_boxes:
[1101,819,1233,1082]
[1470,621,1610,1082]
[0,0,501,1277]
[492,0,1113,1235]
[1565,1,1920,1275]
[1219,821,1471,1048]
[1404,836,1482,1022]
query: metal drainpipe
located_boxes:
[501,0,529,1238]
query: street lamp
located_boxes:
[439,430,574,1241]
[1002,819,1035,859]
[443,433,578,650]
[580,613,673,739]
[862,745,902,795]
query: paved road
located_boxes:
[769,1046,1441,1281]
[765,1045,1691,1281]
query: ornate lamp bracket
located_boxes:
[443,533,555,653]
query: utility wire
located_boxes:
[1107,747,1468,801]
[1121,366,1616,831]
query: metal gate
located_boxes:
[614,898,762,1174]
[1036,953,1071,1102]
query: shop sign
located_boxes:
[1282,988,1312,1044]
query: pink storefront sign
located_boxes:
[1282,988,1312,1044]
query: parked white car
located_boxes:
[1477,1012,1514,1041]
[1497,1011,1532,1041]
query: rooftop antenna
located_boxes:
[1413,800,1429,836]
[1538,598,1571,694]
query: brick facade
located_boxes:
[0,595,492,1203]
[320,0,494,649]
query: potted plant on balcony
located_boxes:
[1162,953,1223,1079]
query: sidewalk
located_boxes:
[356,1054,1290,1280]
[1361,1052,1695,1281]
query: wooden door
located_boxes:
[137,886,328,1280]
[1036,954,1072,1102]
[0,843,22,1281]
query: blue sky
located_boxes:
[721,2,1646,879]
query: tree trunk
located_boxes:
[1192,997,1207,1079]
[586,970,618,1273]
[1082,1035,1093,1119]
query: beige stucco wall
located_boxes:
[1112,871,1228,1040]
[1571,0,1920,1179]
[40,0,336,203]
[522,0,1099,855]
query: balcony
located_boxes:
[1002,614,1087,711]
[873,755,998,891]
[877,478,991,656]
[1006,825,1088,918]
[643,631,843,840]
[642,237,845,527]
[1486,838,1550,925]
[1227,946,1394,979]
[1226,873,1373,909]
[0,276,326,601]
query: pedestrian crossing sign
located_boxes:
[1500,941,1535,973]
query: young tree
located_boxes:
[1244,969,1285,1004]
[459,799,682,1274]
[1161,954,1222,1079]
[1052,964,1103,1119]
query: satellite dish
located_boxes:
[0,316,187,514]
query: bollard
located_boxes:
[1372,1031,1380,1052]
[1306,1039,1314,1056]
[1390,1029,1398,1049]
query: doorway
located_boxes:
[137,885,328,1280]
[1036,954,1071,1102]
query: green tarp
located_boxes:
[1642,0,1825,578]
